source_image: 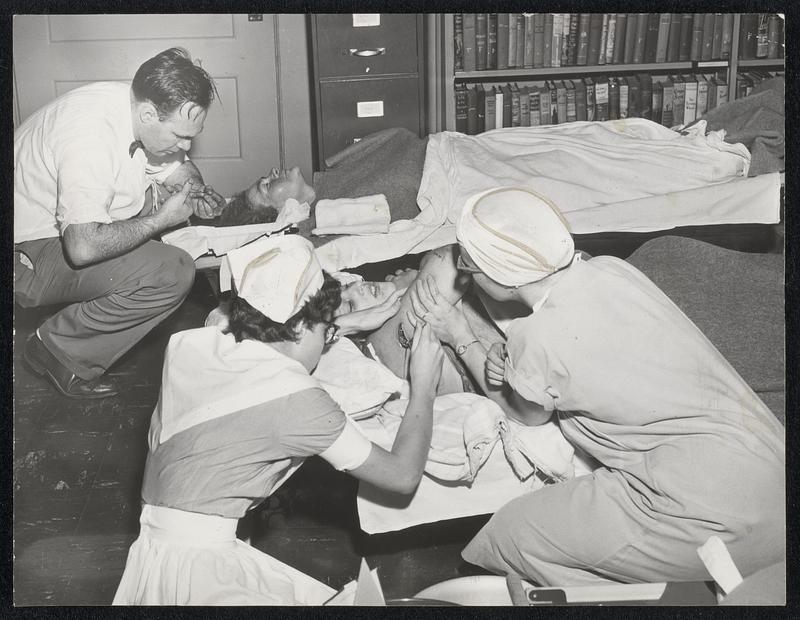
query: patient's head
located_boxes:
[219,166,316,226]
[334,280,398,317]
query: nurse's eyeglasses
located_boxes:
[456,254,483,275]
[324,322,340,346]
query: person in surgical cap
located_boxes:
[412,186,785,588]
[114,235,444,606]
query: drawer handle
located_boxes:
[347,47,386,57]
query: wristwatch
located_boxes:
[455,340,479,356]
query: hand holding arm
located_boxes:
[347,321,443,494]
[334,289,404,337]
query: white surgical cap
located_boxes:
[456,187,575,287]
[222,235,324,323]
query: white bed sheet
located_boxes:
[354,414,595,535]
[315,120,780,272]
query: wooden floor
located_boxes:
[12,276,491,606]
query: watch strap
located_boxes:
[456,340,479,356]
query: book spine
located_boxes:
[511,84,521,127]
[689,13,704,61]
[476,84,486,133]
[454,14,464,71]
[523,13,535,68]
[553,13,569,67]
[475,13,488,71]
[466,85,478,134]
[627,77,640,118]
[619,80,629,118]
[678,13,693,61]
[519,85,530,126]
[548,82,558,124]
[683,77,698,123]
[638,74,652,120]
[613,13,628,64]
[556,80,567,124]
[716,79,728,106]
[707,77,717,111]
[756,13,770,58]
[567,13,579,65]
[739,14,758,60]
[543,13,554,68]
[595,77,609,121]
[672,78,685,125]
[666,13,681,62]
[502,85,512,127]
[529,87,540,126]
[585,78,596,121]
[587,13,603,66]
[575,80,587,120]
[497,13,509,70]
[696,76,708,117]
[533,13,546,68]
[652,80,663,124]
[566,80,577,122]
[507,13,518,67]
[598,13,609,65]
[655,13,671,63]
[608,77,620,119]
[767,14,782,59]
[516,14,527,68]
[454,84,468,133]
[605,14,617,64]
[552,13,562,67]
[559,14,569,67]
[721,13,734,59]
[661,82,674,126]
[485,86,496,131]
[701,13,715,61]
[711,13,723,59]
[495,89,504,129]
[540,85,551,125]
[633,13,648,63]
[644,13,660,63]
[487,13,498,70]
[463,14,476,72]
[577,13,591,65]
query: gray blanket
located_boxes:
[699,77,785,176]
[297,128,428,246]
[627,236,784,422]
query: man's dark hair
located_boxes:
[218,191,279,227]
[227,272,342,343]
[132,47,217,118]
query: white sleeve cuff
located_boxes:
[319,417,373,472]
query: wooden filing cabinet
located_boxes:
[309,13,426,169]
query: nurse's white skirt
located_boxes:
[113,504,336,605]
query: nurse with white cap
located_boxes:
[414,187,785,587]
[114,235,443,605]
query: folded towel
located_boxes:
[312,194,391,236]
[162,223,283,259]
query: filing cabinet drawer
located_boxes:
[314,14,420,78]
[318,77,421,163]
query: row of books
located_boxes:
[454,13,784,72]
[454,71,781,134]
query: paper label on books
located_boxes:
[595,82,609,104]
[356,100,384,118]
[352,14,380,27]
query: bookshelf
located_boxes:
[439,12,785,132]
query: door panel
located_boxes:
[13,14,312,196]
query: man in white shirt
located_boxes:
[15,47,224,399]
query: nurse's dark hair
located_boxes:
[132,47,217,119]
[217,191,279,227]
[226,272,342,343]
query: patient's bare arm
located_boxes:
[365,245,471,392]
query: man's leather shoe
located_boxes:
[23,333,119,399]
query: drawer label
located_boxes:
[356,100,384,118]
[352,14,380,27]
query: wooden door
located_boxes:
[13,14,313,196]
